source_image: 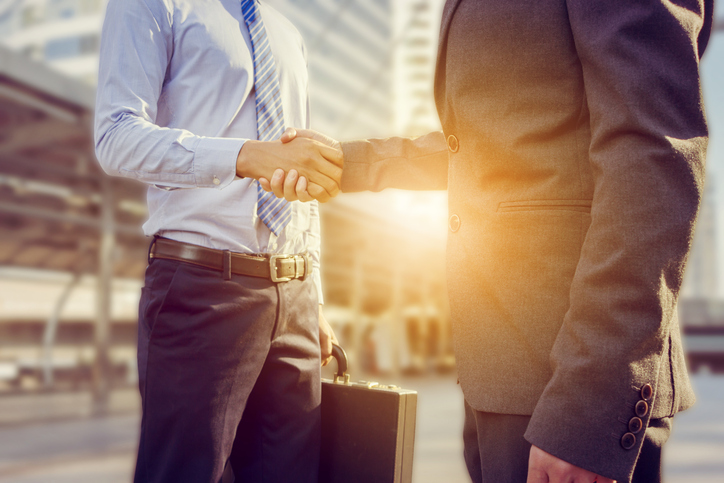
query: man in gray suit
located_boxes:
[264,1,714,481]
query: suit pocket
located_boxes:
[497,199,592,213]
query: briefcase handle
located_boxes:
[331,342,350,383]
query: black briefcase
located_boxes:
[319,344,418,483]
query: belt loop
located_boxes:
[148,236,158,265]
[222,250,232,280]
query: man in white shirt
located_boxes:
[94,1,341,481]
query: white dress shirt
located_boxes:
[94,0,323,302]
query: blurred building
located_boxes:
[1,0,397,140]
[0,0,105,84]
[0,0,453,394]
[266,0,394,140]
[392,0,442,136]
[682,179,719,300]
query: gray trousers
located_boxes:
[463,400,671,483]
[134,258,321,483]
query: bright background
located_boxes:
[0,1,722,482]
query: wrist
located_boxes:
[236,140,263,178]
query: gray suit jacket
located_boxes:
[340,1,713,481]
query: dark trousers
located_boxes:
[463,400,671,483]
[134,258,321,483]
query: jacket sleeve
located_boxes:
[524,1,710,482]
[340,131,449,192]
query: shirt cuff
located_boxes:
[311,268,324,305]
[193,137,247,189]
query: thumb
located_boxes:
[525,468,548,483]
[280,127,297,144]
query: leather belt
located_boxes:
[150,237,311,282]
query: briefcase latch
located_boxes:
[335,373,351,385]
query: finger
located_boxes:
[296,176,314,202]
[317,144,344,168]
[271,169,286,198]
[525,468,549,483]
[294,128,339,148]
[283,169,300,201]
[303,168,340,198]
[307,183,331,203]
[280,127,297,144]
[258,177,272,192]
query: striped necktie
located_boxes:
[241,0,291,236]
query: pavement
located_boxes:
[0,374,721,483]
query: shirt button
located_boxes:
[449,214,461,233]
[628,417,643,434]
[621,432,637,450]
[447,134,459,153]
[635,400,649,418]
[640,384,653,401]
[213,176,221,186]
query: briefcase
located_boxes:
[319,344,418,483]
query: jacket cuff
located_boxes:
[193,137,246,189]
[524,380,659,483]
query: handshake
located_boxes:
[235,127,343,203]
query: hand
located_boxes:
[527,446,615,483]
[258,128,342,202]
[236,135,342,202]
[319,306,338,366]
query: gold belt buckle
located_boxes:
[269,254,293,282]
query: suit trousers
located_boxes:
[134,257,321,483]
[463,400,672,483]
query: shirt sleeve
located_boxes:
[93,0,246,189]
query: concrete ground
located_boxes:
[0,374,721,483]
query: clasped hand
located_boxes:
[254,128,341,202]
[236,128,342,202]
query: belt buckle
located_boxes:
[269,254,293,283]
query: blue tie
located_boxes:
[241,0,291,236]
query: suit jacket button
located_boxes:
[641,384,653,401]
[628,417,643,434]
[635,400,649,418]
[449,214,461,232]
[621,432,637,450]
[447,134,459,153]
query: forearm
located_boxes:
[94,113,244,189]
[340,131,449,192]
